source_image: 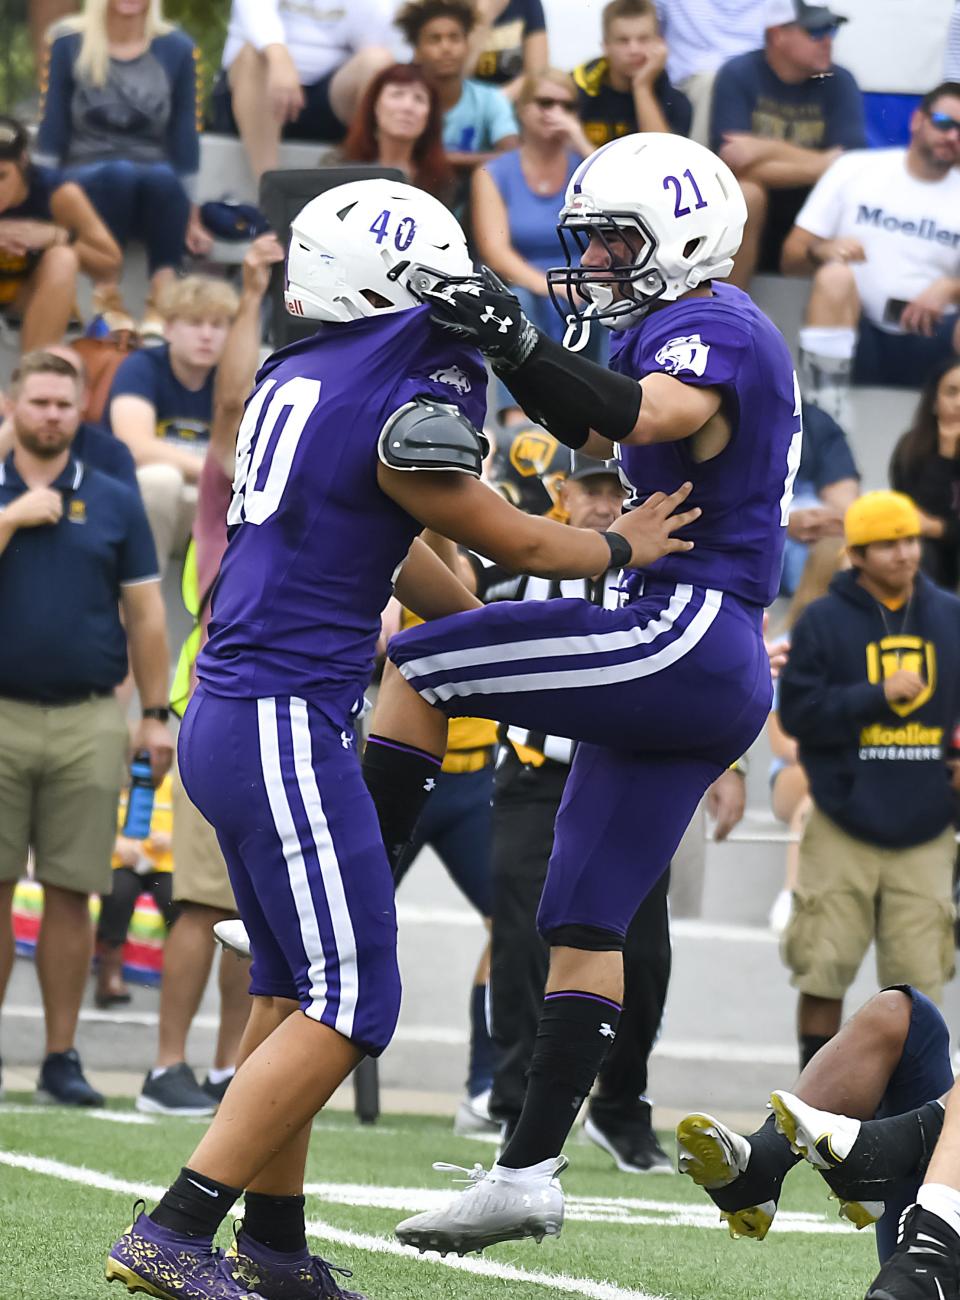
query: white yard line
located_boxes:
[0,1149,662,1300]
[0,1104,154,1125]
[0,1147,854,1239]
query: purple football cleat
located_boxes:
[105,1205,264,1299]
[222,1231,367,1299]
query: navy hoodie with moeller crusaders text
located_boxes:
[779,570,960,849]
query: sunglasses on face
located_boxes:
[804,22,840,39]
[532,97,575,111]
[928,111,960,134]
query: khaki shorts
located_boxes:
[782,805,956,1003]
[0,694,127,894]
[172,764,236,912]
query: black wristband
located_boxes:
[142,706,170,723]
[602,531,632,571]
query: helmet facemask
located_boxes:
[547,211,668,336]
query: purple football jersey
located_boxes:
[197,305,487,727]
[611,282,801,606]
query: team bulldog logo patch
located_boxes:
[428,365,472,395]
[655,333,711,378]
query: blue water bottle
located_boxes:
[122,749,155,839]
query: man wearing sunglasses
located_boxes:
[710,0,865,290]
[783,82,960,428]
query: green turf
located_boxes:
[0,1097,879,1299]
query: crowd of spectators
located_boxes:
[1,0,960,1111]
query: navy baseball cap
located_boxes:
[764,0,848,29]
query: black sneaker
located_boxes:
[202,1072,235,1105]
[36,1049,104,1106]
[585,1100,673,1174]
[136,1063,216,1116]
[866,1204,960,1299]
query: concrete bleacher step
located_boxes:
[197,134,333,207]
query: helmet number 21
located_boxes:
[663,170,708,219]
[369,209,418,251]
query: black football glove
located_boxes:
[420,267,540,371]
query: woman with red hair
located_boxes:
[339,63,454,202]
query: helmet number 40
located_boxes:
[663,170,708,219]
[369,209,417,252]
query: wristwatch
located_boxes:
[142,706,170,723]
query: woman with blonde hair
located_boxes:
[35,0,210,327]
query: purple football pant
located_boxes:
[388,580,771,940]
[178,689,400,1055]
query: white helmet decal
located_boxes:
[285,178,474,324]
[547,133,748,331]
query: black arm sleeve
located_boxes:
[496,332,642,449]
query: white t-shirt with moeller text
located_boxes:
[794,148,960,332]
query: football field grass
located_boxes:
[0,1097,878,1300]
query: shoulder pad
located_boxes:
[378,399,489,477]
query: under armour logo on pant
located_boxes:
[480,305,513,334]
[599,1023,616,1039]
[340,730,353,749]
[424,777,437,792]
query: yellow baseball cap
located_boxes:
[844,491,921,547]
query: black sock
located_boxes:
[466,983,496,1098]
[361,734,442,874]
[241,1192,307,1255]
[498,991,621,1170]
[149,1167,241,1238]
[799,1033,831,1071]
[712,1114,801,1213]
[825,1101,946,1197]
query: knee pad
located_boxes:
[541,922,625,952]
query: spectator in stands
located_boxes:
[94,772,178,1009]
[212,0,395,181]
[472,69,597,422]
[338,63,454,201]
[0,344,137,489]
[0,115,120,351]
[711,0,865,289]
[767,535,848,934]
[654,0,767,145]
[0,350,172,1105]
[140,236,280,1117]
[780,402,859,595]
[397,0,520,170]
[107,275,239,575]
[782,83,960,430]
[779,491,960,1068]
[36,0,210,332]
[891,358,960,592]
[573,0,692,148]
[469,0,549,101]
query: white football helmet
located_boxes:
[285,178,474,324]
[548,133,748,331]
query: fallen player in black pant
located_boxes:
[675,985,953,1263]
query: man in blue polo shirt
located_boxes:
[0,350,173,1107]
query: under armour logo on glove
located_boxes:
[421,265,539,369]
[599,1023,617,1040]
[480,305,514,334]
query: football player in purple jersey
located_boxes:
[356,133,805,1257]
[103,175,697,1300]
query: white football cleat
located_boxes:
[675,1112,778,1240]
[770,1090,884,1229]
[213,919,252,960]
[395,1157,567,1256]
